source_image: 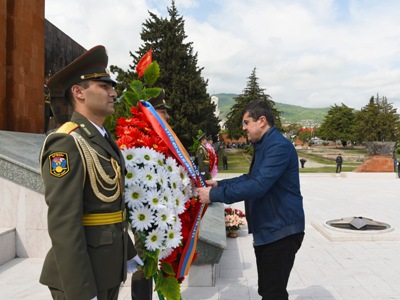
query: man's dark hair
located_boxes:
[242,100,275,126]
[64,81,90,108]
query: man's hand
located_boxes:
[205,179,218,187]
[197,186,212,204]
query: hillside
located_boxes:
[214,93,329,126]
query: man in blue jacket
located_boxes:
[198,100,305,300]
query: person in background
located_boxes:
[196,133,210,180]
[300,158,307,169]
[130,90,171,300]
[206,136,218,178]
[39,45,140,300]
[336,153,343,173]
[222,151,228,170]
[197,100,305,300]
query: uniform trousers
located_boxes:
[49,285,120,300]
[254,232,304,300]
[131,277,153,299]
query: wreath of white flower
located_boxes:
[125,146,193,254]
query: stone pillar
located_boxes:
[0,1,7,130]
[0,0,45,133]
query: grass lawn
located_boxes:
[217,149,251,174]
[296,150,363,173]
[217,147,364,174]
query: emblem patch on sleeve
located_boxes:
[49,152,70,177]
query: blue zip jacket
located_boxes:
[210,126,305,246]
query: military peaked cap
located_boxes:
[148,89,170,110]
[198,133,207,141]
[47,45,116,96]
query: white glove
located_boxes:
[91,297,98,300]
[127,255,144,273]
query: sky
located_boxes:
[45,0,400,110]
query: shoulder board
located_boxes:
[56,122,79,134]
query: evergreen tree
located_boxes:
[110,1,219,150]
[353,95,400,143]
[317,103,355,147]
[225,68,282,141]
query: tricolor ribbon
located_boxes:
[138,100,208,277]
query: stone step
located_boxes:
[0,228,16,266]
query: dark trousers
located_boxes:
[131,277,153,300]
[336,164,342,173]
[49,285,119,300]
[254,232,304,300]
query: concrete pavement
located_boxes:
[1,172,400,299]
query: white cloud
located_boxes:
[45,0,400,109]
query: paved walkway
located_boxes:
[1,172,400,299]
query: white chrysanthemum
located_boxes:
[165,227,182,248]
[141,165,158,189]
[165,156,179,174]
[153,151,165,167]
[173,192,187,214]
[157,168,169,188]
[146,189,166,210]
[145,228,165,251]
[182,184,193,199]
[125,185,147,210]
[125,165,141,187]
[121,147,138,167]
[178,165,191,187]
[158,247,174,260]
[173,216,182,232]
[161,190,174,207]
[154,208,174,230]
[130,206,155,231]
[169,172,182,192]
[138,146,159,165]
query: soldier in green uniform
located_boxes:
[130,90,170,300]
[39,45,140,300]
[196,133,210,180]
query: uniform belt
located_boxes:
[82,209,126,226]
[203,160,209,163]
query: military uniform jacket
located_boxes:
[196,144,210,178]
[39,112,136,300]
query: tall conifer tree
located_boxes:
[110,1,219,149]
[225,68,282,140]
[353,95,400,143]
